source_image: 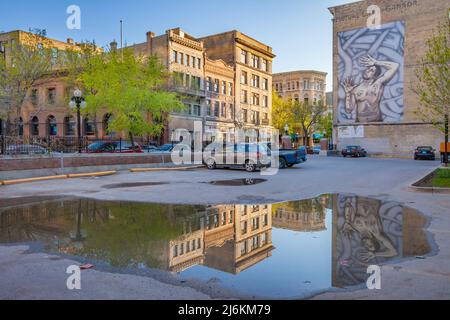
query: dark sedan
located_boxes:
[414,146,436,161]
[86,141,143,153]
[342,146,367,158]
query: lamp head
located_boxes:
[74,89,82,98]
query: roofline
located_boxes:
[0,29,89,49]
[273,70,328,76]
[328,0,367,14]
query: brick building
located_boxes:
[329,0,449,156]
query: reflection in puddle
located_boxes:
[0,195,431,298]
[208,179,267,186]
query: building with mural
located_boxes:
[329,0,449,156]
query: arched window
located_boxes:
[47,115,57,136]
[30,116,39,136]
[64,116,75,136]
[84,116,96,136]
[103,113,113,136]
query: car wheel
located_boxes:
[279,157,287,169]
[287,164,294,168]
[245,160,256,172]
[206,158,216,170]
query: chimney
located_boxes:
[146,31,155,42]
[67,38,74,45]
[110,40,118,52]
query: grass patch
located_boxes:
[432,169,450,188]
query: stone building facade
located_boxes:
[129,28,275,144]
[273,70,327,105]
[200,31,275,142]
[329,0,449,156]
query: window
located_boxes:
[192,105,201,116]
[47,88,56,104]
[173,245,178,258]
[185,74,190,87]
[214,101,220,117]
[221,81,226,95]
[222,212,227,225]
[206,77,212,91]
[185,54,190,66]
[191,240,196,251]
[241,221,247,235]
[243,109,248,123]
[263,78,269,90]
[214,79,219,93]
[221,103,226,117]
[252,93,260,106]
[251,55,260,68]
[84,117,96,135]
[252,217,260,230]
[263,214,268,227]
[261,233,267,245]
[31,89,38,105]
[192,56,196,68]
[206,100,211,116]
[262,95,268,107]
[47,115,57,136]
[240,50,248,64]
[241,71,247,85]
[241,90,248,104]
[240,241,248,256]
[186,241,190,253]
[179,52,184,65]
[229,104,234,119]
[303,79,310,90]
[64,116,76,136]
[251,75,260,88]
[30,117,39,136]
[228,82,233,96]
[252,236,260,250]
[51,48,58,60]
[197,238,201,249]
[197,58,201,69]
[180,243,184,255]
[172,50,178,63]
[275,83,279,91]
[262,59,268,72]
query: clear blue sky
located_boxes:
[0,0,357,91]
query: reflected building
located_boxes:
[272,197,327,232]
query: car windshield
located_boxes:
[418,147,432,151]
[347,146,358,150]
[88,142,106,151]
[158,144,173,151]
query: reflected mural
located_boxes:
[337,21,405,123]
[0,195,431,298]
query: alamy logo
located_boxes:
[66,265,81,290]
[66,5,81,30]
[366,265,381,290]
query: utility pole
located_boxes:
[120,20,124,61]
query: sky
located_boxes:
[0,0,358,91]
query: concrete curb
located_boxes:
[1,171,117,186]
[409,168,450,194]
[130,165,205,172]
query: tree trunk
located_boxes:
[129,131,135,149]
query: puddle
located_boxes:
[0,195,433,299]
[208,179,267,186]
[102,182,169,189]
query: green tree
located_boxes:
[0,31,54,134]
[78,48,185,144]
[414,19,450,165]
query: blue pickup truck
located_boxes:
[263,144,307,169]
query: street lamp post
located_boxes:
[69,89,86,154]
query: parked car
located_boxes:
[313,146,321,154]
[297,147,308,162]
[342,146,367,158]
[204,143,271,172]
[5,144,51,156]
[142,145,158,152]
[86,141,142,153]
[263,143,306,169]
[414,146,436,161]
[149,144,175,153]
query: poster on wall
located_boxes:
[337,21,405,124]
[338,126,364,139]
